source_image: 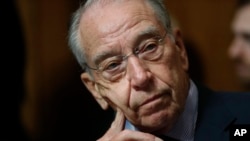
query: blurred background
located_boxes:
[5,0,248,141]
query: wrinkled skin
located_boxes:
[79,0,190,140]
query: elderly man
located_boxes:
[228,0,250,89]
[68,0,250,140]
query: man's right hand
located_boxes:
[97,109,163,141]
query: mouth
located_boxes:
[140,93,166,106]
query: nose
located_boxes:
[126,56,152,90]
[228,38,243,59]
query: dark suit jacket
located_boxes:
[194,83,250,141]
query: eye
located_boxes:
[138,42,158,55]
[144,43,157,52]
[103,61,121,71]
[242,33,250,43]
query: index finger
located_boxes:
[110,108,125,132]
[97,109,125,141]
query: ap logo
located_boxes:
[234,129,247,136]
[230,124,250,141]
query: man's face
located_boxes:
[228,4,250,86]
[80,0,189,133]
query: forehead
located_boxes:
[79,0,162,61]
[233,5,250,32]
[81,0,155,33]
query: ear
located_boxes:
[173,28,189,71]
[80,72,109,110]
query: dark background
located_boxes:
[5,0,248,141]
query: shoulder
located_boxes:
[216,91,250,105]
[196,82,250,122]
[195,82,250,104]
[194,82,250,140]
[215,91,250,121]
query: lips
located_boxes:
[140,94,164,106]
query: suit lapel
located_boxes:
[194,84,236,141]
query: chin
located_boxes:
[135,110,176,133]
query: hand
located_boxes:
[97,109,163,141]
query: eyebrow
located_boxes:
[137,26,160,37]
[92,27,162,66]
[93,49,120,67]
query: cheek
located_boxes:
[149,51,189,103]
[98,80,131,110]
[150,51,184,85]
